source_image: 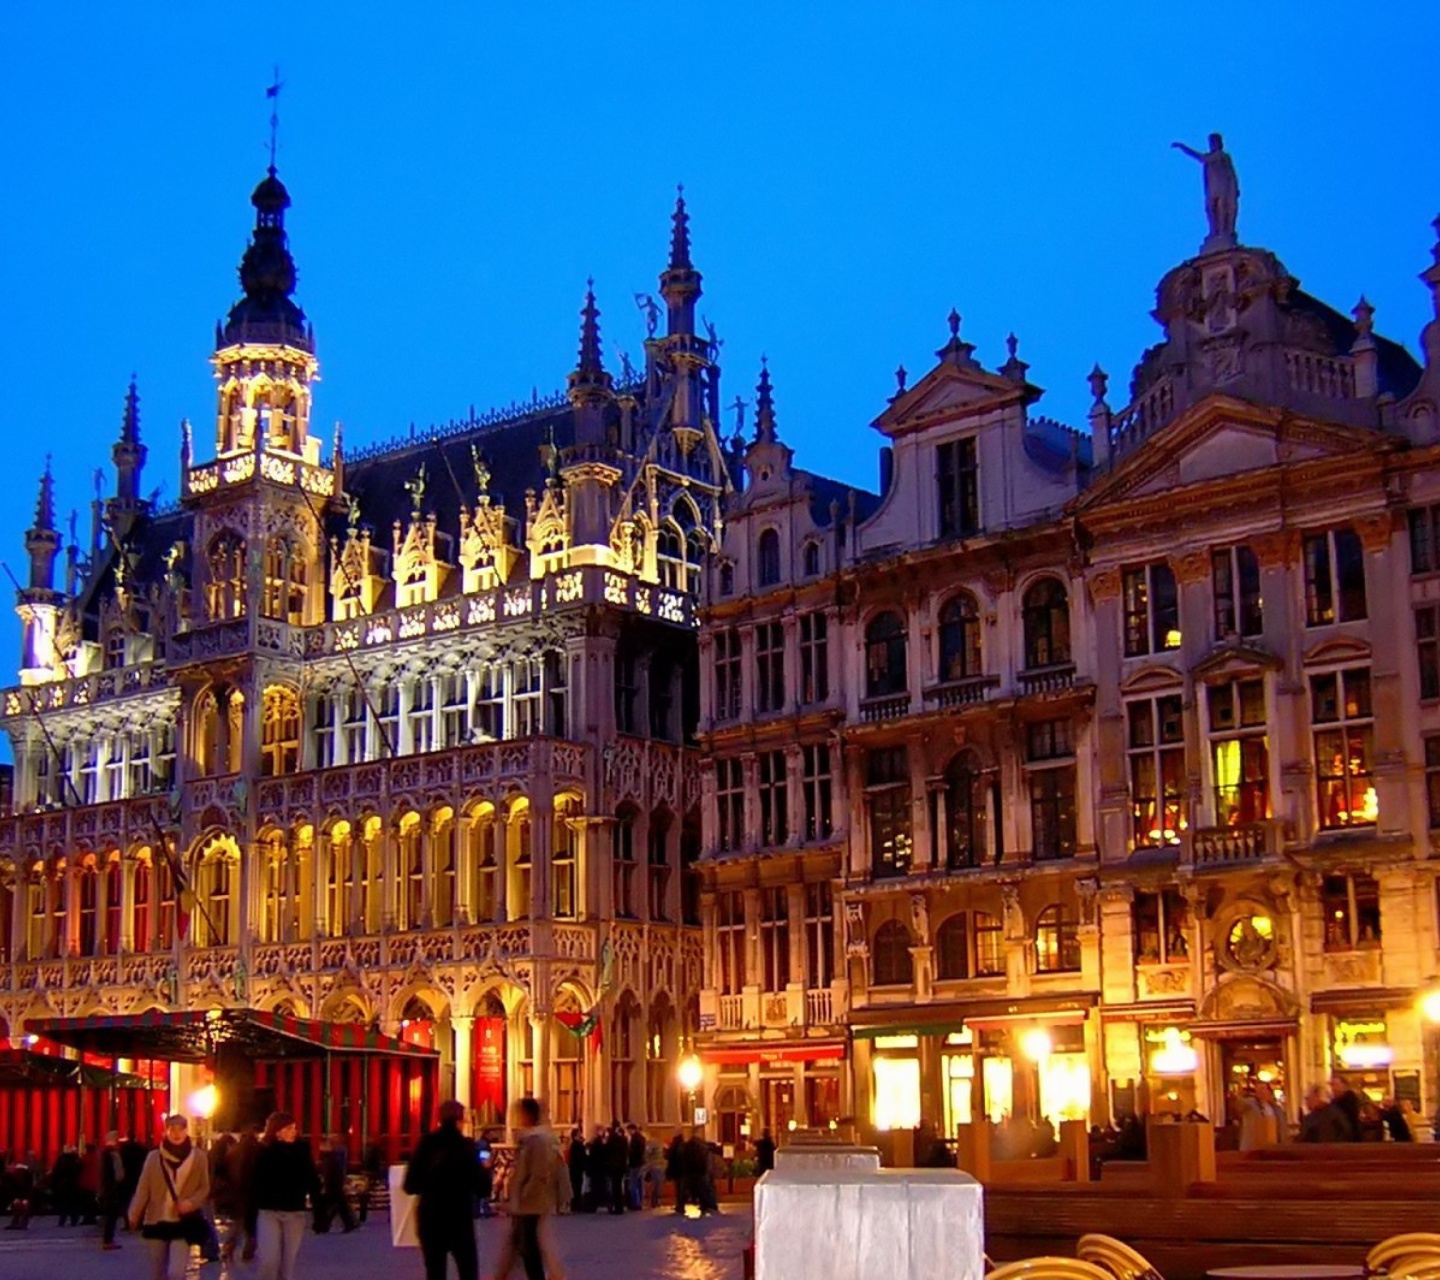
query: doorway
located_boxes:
[1219,1035,1288,1126]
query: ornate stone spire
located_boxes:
[578,279,603,374]
[659,185,702,338]
[24,456,60,593]
[220,166,311,351]
[754,358,778,444]
[112,376,147,506]
[669,185,693,271]
[33,457,55,532]
[568,279,614,437]
[120,376,141,446]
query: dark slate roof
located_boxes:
[800,468,880,527]
[1023,416,1093,474]
[1288,288,1423,401]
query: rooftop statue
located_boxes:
[1173,132,1239,252]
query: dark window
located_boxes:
[938,592,982,681]
[1311,668,1375,829]
[758,750,789,846]
[804,882,833,987]
[757,529,782,587]
[1035,904,1080,973]
[716,758,745,852]
[802,744,833,840]
[1322,873,1381,951]
[714,629,742,721]
[1123,562,1181,657]
[615,653,639,735]
[937,437,980,539]
[1410,506,1440,575]
[1133,890,1191,965]
[1304,528,1367,626]
[936,914,970,981]
[612,808,637,918]
[864,612,908,697]
[799,611,829,704]
[1213,545,1263,639]
[802,542,821,577]
[943,753,987,870]
[1023,579,1071,669]
[719,562,735,596]
[871,920,914,986]
[1029,768,1077,862]
[716,890,746,993]
[867,747,912,878]
[756,621,786,713]
[760,887,790,992]
[1419,605,1440,701]
[1427,737,1440,829]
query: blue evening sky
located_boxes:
[1,1,1437,663]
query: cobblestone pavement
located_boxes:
[0,1209,750,1280]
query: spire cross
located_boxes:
[266,68,284,171]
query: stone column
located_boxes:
[1086,569,1128,862]
[741,753,759,849]
[782,612,801,714]
[530,1012,551,1120]
[118,858,136,954]
[785,746,804,847]
[453,1014,474,1113]
[418,821,434,929]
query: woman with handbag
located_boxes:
[252,1112,319,1280]
[128,1114,212,1280]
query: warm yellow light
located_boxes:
[786,1119,797,1132]
[188,1084,218,1119]
[677,1054,703,1092]
[1021,1028,1053,1062]
[1150,1027,1198,1076]
[1419,988,1440,1024]
[1360,787,1379,823]
[1165,629,1182,649]
[1251,916,1273,938]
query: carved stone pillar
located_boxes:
[453,1014,474,1112]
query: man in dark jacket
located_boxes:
[99,1132,127,1250]
[754,1129,776,1176]
[1300,1083,1353,1143]
[1329,1076,1362,1141]
[604,1123,628,1215]
[626,1124,646,1210]
[404,1101,482,1280]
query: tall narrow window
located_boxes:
[804,882,833,988]
[510,813,532,920]
[469,815,498,924]
[614,653,639,736]
[341,688,368,762]
[313,695,337,769]
[1123,562,1181,656]
[612,808,637,918]
[375,684,400,758]
[943,753,987,870]
[1311,667,1376,828]
[801,744,833,840]
[206,533,247,621]
[864,613,907,698]
[1023,579,1071,669]
[1304,528,1367,625]
[936,914,971,980]
[1133,890,1191,964]
[513,657,543,738]
[440,672,470,747]
[756,621,786,714]
[760,887,790,992]
[1418,604,1440,701]
[758,751,789,847]
[757,529,782,587]
[1322,873,1382,950]
[1027,720,1077,861]
[1213,545,1262,639]
[715,759,745,853]
[799,611,829,704]
[716,890,747,994]
[1035,903,1080,973]
[545,650,569,736]
[1409,506,1440,575]
[647,810,671,921]
[77,862,98,956]
[867,747,912,877]
[407,678,436,754]
[1127,695,1185,848]
[1208,679,1269,825]
[938,592,982,682]
[802,542,821,577]
[937,437,980,538]
[871,920,913,986]
[552,800,576,919]
[714,629,742,722]
[260,687,301,777]
[475,666,504,742]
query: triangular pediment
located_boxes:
[1079,396,1383,511]
[872,361,1028,436]
[1193,642,1284,683]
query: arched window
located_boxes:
[944,753,988,870]
[718,561,735,596]
[757,529,781,587]
[325,820,352,937]
[507,802,532,921]
[104,627,127,671]
[1023,579,1071,669]
[398,813,423,930]
[76,858,99,956]
[936,914,970,981]
[685,531,707,597]
[938,593,982,682]
[260,687,301,777]
[1035,903,1080,973]
[865,612,908,697]
[656,524,685,589]
[552,796,578,919]
[802,541,821,578]
[102,853,122,954]
[871,919,914,987]
[259,830,293,944]
[206,532,247,621]
[612,805,638,919]
[433,808,456,928]
[646,993,677,1123]
[262,536,307,625]
[468,807,498,924]
[194,843,236,947]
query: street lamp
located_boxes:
[678,1053,703,1123]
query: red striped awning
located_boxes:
[25,1009,437,1063]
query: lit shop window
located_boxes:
[1310,668,1376,829]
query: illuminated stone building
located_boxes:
[697,175,1440,1142]
[0,166,729,1136]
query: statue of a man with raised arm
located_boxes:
[1173,132,1239,251]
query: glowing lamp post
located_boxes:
[678,1053,703,1124]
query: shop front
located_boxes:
[1313,989,1421,1113]
[1098,1002,1200,1121]
[703,1042,847,1147]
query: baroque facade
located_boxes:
[696,168,1440,1145]
[0,166,729,1134]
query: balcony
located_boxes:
[1016,663,1077,696]
[1192,820,1283,868]
[717,994,744,1030]
[924,674,1001,711]
[859,693,910,723]
[805,987,834,1025]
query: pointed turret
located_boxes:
[220,167,310,351]
[23,459,60,592]
[112,376,148,507]
[567,279,614,410]
[659,186,702,338]
[754,358,778,444]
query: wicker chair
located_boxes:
[1368,1235,1440,1276]
[1077,1234,1164,1280]
[986,1259,1117,1280]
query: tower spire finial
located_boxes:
[34,456,55,531]
[121,375,141,446]
[754,356,777,444]
[578,277,603,374]
[669,184,692,271]
[266,68,284,173]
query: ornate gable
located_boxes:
[871,360,1026,437]
[525,484,569,580]
[459,496,519,593]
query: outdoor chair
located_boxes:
[1077,1233,1164,1280]
[1368,1236,1440,1276]
[987,1259,1117,1280]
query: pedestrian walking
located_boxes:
[128,1114,212,1280]
[51,1145,82,1226]
[565,1129,585,1214]
[1299,1083,1351,1143]
[665,1132,686,1214]
[1238,1081,1287,1151]
[229,1124,261,1261]
[625,1125,645,1210]
[604,1123,628,1215]
[1329,1076,1362,1141]
[314,1136,357,1233]
[754,1129,776,1175]
[489,1096,560,1280]
[99,1131,127,1250]
[253,1112,318,1280]
[403,1100,482,1280]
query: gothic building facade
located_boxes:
[695,181,1440,1145]
[0,167,729,1135]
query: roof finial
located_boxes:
[936,308,978,368]
[1000,332,1029,384]
[121,375,141,446]
[1087,364,1110,406]
[266,68,284,174]
[1352,296,1375,339]
[669,184,692,271]
[34,456,55,531]
[893,365,908,400]
[948,309,961,339]
[754,357,777,444]
[578,277,603,375]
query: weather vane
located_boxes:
[266,67,284,171]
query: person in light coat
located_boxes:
[129,1115,212,1280]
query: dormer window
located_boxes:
[718,561,735,596]
[937,437,980,539]
[104,627,126,670]
[757,529,781,587]
[802,542,821,578]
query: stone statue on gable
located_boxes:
[1173,132,1239,252]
